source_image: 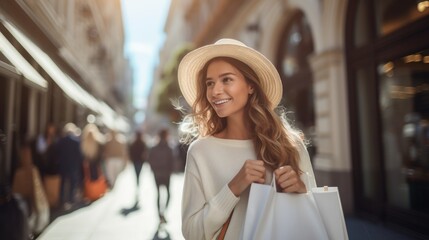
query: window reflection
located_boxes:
[379,49,429,212]
[376,0,429,35]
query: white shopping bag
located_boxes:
[242,179,329,240]
[312,187,349,240]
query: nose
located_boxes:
[212,82,223,95]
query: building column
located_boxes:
[309,48,354,214]
[27,88,38,138]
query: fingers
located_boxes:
[280,178,299,192]
[274,165,306,193]
[247,169,265,183]
[244,160,266,183]
[228,160,266,196]
[274,165,293,181]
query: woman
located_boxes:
[81,123,106,201]
[178,39,317,239]
[81,124,104,181]
[12,141,50,235]
[103,130,129,188]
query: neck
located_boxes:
[218,115,252,140]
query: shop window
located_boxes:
[379,49,429,213]
[277,10,316,159]
[375,0,429,36]
[347,0,429,234]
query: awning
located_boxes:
[2,20,96,110]
[0,30,47,89]
[2,20,130,132]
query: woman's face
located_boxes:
[205,59,253,119]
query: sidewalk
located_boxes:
[38,163,184,240]
[38,162,419,240]
[346,216,418,240]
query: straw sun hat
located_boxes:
[178,38,283,109]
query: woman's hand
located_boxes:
[274,165,306,193]
[228,160,266,197]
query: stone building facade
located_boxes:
[0,0,131,182]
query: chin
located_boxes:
[214,111,228,118]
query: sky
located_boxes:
[121,0,171,114]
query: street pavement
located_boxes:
[37,162,419,240]
[38,163,184,240]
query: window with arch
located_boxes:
[276,10,315,159]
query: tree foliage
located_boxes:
[156,43,193,122]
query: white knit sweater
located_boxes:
[181,136,317,240]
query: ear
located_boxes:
[248,85,254,94]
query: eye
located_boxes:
[205,80,214,87]
[222,76,232,83]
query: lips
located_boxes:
[213,98,231,105]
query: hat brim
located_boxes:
[178,40,283,109]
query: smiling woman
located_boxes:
[177,39,316,240]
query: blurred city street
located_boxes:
[1,0,429,239]
[37,163,185,240]
[35,162,419,240]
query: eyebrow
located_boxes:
[206,72,235,81]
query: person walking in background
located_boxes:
[81,123,107,201]
[31,123,58,180]
[148,128,175,224]
[103,130,129,188]
[31,123,61,209]
[12,141,50,236]
[54,123,83,210]
[128,130,147,206]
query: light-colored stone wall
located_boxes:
[18,0,131,116]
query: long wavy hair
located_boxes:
[179,57,304,172]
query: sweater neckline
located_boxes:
[206,135,253,147]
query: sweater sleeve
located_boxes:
[181,153,239,240]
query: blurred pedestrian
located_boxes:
[81,123,107,201]
[128,130,147,205]
[12,140,50,235]
[54,123,83,209]
[148,129,175,223]
[31,123,61,208]
[31,123,58,180]
[1,128,30,240]
[103,130,128,188]
[0,184,30,240]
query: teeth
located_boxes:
[214,99,230,105]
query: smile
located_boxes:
[213,98,231,105]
